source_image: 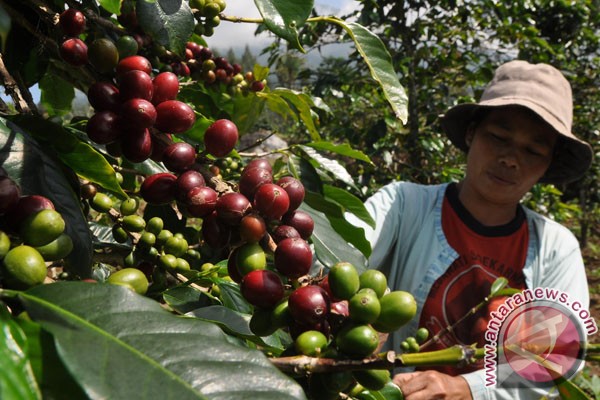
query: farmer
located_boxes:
[354,60,593,399]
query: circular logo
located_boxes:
[499,301,585,384]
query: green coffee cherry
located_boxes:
[112,225,129,243]
[163,236,188,257]
[146,217,164,235]
[0,230,11,259]
[122,215,146,233]
[120,197,139,216]
[91,193,113,212]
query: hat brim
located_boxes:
[440,103,593,184]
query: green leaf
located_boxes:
[300,201,367,271]
[9,114,127,198]
[265,89,320,140]
[489,277,508,298]
[298,145,356,190]
[16,317,88,399]
[17,282,307,400]
[0,118,93,278]
[324,19,408,123]
[323,184,375,229]
[163,285,213,314]
[0,5,11,53]
[216,279,253,314]
[39,72,74,117]
[303,190,371,259]
[305,141,373,164]
[555,377,591,400]
[254,0,313,52]
[0,305,40,400]
[98,0,122,15]
[136,0,195,57]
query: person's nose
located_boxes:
[498,146,519,169]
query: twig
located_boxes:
[13,71,39,114]
[0,53,31,113]
[221,14,264,24]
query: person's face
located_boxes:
[462,107,557,208]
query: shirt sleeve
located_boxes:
[358,181,405,273]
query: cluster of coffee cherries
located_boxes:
[0,171,73,289]
[180,42,266,94]
[243,258,419,396]
[189,0,226,37]
[85,54,196,164]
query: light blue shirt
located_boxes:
[353,181,589,399]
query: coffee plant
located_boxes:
[0,1,592,400]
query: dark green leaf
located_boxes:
[325,19,408,123]
[300,201,367,271]
[216,279,253,314]
[0,5,11,53]
[88,221,133,249]
[305,141,373,164]
[233,91,267,136]
[136,0,195,57]
[39,73,74,117]
[0,118,93,278]
[254,0,313,51]
[0,305,40,400]
[323,184,375,228]
[163,285,212,314]
[18,282,307,400]
[303,190,371,259]
[9,114,127,198]
[298,145,357,190]
[287,154,322,194]
[16,317,88,399]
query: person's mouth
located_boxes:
[487,171,516,185]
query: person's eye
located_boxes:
[526,148,546,157]
[490,133,507,142]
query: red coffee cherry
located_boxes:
[116,55,152,76]
[277,176,305,211]
[282,210,314,240]
[0,177,20,214]
[87,82,120,112]
[253,183,290,220]
[154,100,196,133]
[152,72,179,105]
[201,211,230,248]
[244,158,272,174]
[186,186,217,218]
[121,128,152,163]
[271,225,301,244]
[239,214,267,243]
[238,167,272,201]
[140,172,177,204]
[59,8,86,36]
[241,269,284,309]
[274,237,312,279]
[215,192,251,225]
[86,111,121,144]
[288,285,331,326]
[118,70,153,101]
[60,38,88,67]
[120,98,157,128]
[162,142,196,173]
[203,119,238,157]
[176,170,205,200]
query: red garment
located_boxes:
[418,184,528,375]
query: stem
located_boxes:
[221,14,264,24]
[0,53,31,114]
[270,345,481,375]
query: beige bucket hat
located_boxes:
[440,60,593,184]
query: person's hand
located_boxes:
[393,370,472,400]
